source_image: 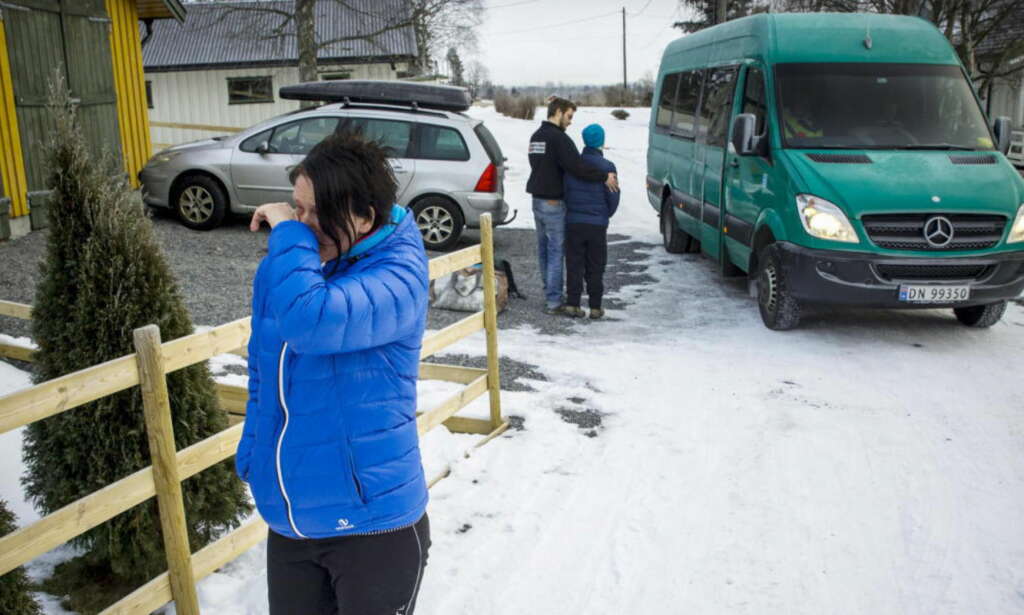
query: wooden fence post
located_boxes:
[479,214,503,429]
[133,325,201,615]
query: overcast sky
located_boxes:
[471,0,692,86]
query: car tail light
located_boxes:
[474,163,497,193]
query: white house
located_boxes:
[142,0,416,148]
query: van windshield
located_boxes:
[775,63,993,151]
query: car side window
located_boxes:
[342,118,412,158]
[416,124,470,161]
[240,128,273,153]
[268,117,340,155]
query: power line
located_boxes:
[630,0,655,16]
[486,0,540,9]
[488,10,621,37]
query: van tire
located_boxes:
[173,174,228,230]
[413,196,464,251]
[756,244,801,330]
[661,199,692,254]
[953,301,1006,328]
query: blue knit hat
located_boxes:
[582,124,605,148]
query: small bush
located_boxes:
[0,500,42,615]
[495,93,539,120]
[611,109,630,120]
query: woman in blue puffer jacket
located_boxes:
[240,132,430,614]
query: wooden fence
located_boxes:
[0,214,506,614]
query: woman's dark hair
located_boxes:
[288,131,398,263]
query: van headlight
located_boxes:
[1009,205,1024,243]
[796,194,859,243]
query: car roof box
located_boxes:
[279,80,472,112]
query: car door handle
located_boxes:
[729,158,740,168]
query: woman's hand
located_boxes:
[250,202,297,231]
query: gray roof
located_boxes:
[976,12,1024,59]
[142,0,416,71]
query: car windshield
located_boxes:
[775,63,994,151]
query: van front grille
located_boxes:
[874,263,992,282]
[861,213,1006,251]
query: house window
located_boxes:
[227,77,273,104]
[321,72,352,81]
[145,81,153,109]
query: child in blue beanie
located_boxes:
[562,123,620,319]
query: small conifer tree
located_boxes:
[0,500,42,615]
[22,75,251,587]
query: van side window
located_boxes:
[656,73,681,129]
[742,67,767,137]
[673,71,702,136]
[699,68,738,147]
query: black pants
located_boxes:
[268,514,430,615]
[566,223,608,309]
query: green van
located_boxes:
[647,13,1024,330]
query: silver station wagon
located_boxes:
[139,81,511,250]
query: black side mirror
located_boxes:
[256,140,271,155]
[730,113,759,156]
[993,117,1011,154]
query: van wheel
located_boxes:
[953,301,1006,328]
[173,174,228,230]
[413,197,464,251]
[661,199,692,254]
[756,244,801,330]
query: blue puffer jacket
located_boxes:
[236,205,429,539]
[564,146,620,227]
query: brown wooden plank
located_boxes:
[133,325,199,615]
[0,300,32,319]
[0,353,139,435]
[428,244,481,280]
[420,312,483,359]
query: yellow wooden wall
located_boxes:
[107,0,151,188]
[0,19,28,218]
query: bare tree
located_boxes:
[201,0,415,84]
[679,0,1024,88]
[409,0,484,75]
[466,60,490,98]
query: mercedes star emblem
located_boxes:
[923,216,954,248]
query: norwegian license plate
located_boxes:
[898,285,971,303]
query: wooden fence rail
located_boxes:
[0,214,506,614]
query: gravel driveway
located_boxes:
[0,208,658,390]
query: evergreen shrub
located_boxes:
[21,75,251,599]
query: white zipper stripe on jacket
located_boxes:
[276,342,307,539]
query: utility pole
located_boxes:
[716,0,728,24]
[622,6,627,104]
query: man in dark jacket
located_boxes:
[563,124,619,319]
[527,97,619,314]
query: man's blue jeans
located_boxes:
[532,198,566,309]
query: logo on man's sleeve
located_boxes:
[528,141,546,154]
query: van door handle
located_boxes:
[729,158,740,168]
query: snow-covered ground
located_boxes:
[2,105,1024,614]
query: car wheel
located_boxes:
[756,244,801,330]
[413,197,464,251]
[173,174,228,231]
[953,301,1006,328]
[660,198,692,254]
